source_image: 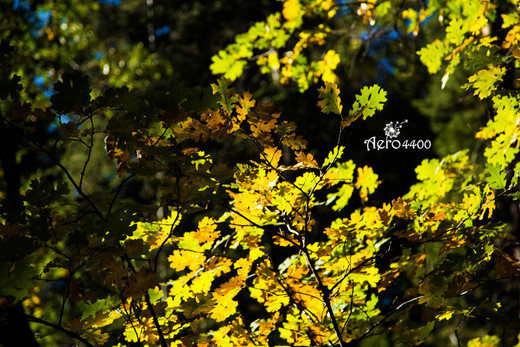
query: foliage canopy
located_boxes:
[2,0,520,346]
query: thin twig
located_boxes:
[350,296,423,345]
[58,276,71,327]
[79,114,95,188]
[107,173,135,215]
[330,257,374,295]
[1,115,105,219]
[153,207,181,272]
[120,295,141,343]
[123,254,168,347]
[25,314,94,347]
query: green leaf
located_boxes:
[183,85,220,113]
[417,40,449,74]
[210,49,249,81]
[510,162,520,188]
[317,82,343,115]
[463,46,500,71]
[348,85,387,123]
[484,138,518,169]
[0,261,38,300]
[485,163,507,189]
[79,297,118,321]
[464,66,506,100]
[418,321,436,343]
[502,13,520,28]
[415,158,441,181]
[445,18,466,46]
[328,184,354,211]
[374,1,391,17]
[211,77,239,114]
[323,145,344,168]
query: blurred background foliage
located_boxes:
[1,0,281,200]
[1,0,490,198]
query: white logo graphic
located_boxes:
[364,119,431,151]
[384,120,408,138]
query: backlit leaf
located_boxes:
[317,82,343,115]
[464,66,506,100]
[347,85,387,126]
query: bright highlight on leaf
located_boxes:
[350,85,387,119]
[464,66,506,99]
[344,85,387,127]
[322,145,344,168]
[355,166,380,202]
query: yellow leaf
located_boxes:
[210,292,239,322]
[249,247,265,262]
[190,270,216,294]
[391,197,414,219]
[466,66,506,99]
[282,0,301,21]
[250,112,279,136]
[480,185,495,220]
[182,147,200,155]
[194,216,220,244]
[168,249,205,272]
[317,82,343,115]
[265,291,290,313]
[355,166,380,202]
[318,50,340,83]
[234,257,253,280]
[436,311,454,321]
[236,91,255,122]
[263,146,283,167]
[468,335,500,347]
[295,171,320,193]
[349,266,380,288]
[295,151,319,168]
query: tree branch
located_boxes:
[144,292,168,347]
